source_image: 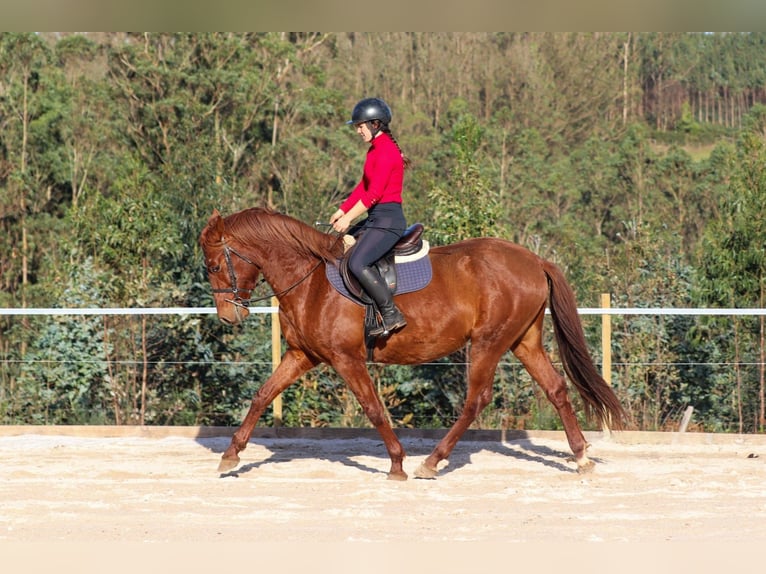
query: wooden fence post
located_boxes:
[601,293,612,386]
[271,296,282,426]
[601,293,612,434]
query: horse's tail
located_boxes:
[542,260,628,431]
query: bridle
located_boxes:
[209,243,265,309]
[208,238,326,309]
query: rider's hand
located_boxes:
[330,209,349,233]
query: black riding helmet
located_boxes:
[347,97,392,126]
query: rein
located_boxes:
[213,233,339,309]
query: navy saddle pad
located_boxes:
[325,256,433,305]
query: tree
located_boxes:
[0,33,56,311]
[426,102,503,244]
[69,156,186,423]
[696,105,766,431]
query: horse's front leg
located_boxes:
[334,360,408,480]
[218,349,316,472]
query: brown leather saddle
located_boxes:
[339,223,425,305]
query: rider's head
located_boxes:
[347,97,392,138]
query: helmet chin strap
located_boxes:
[368,120,384,139]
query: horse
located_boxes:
[200,207,627,480]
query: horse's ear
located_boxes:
[203,209,226,243]
[209,209,225,232]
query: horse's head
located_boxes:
[200,209,260,325]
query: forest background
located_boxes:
[1,32,765,433]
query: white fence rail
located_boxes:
[1,307,764,316]
[0,307,273,316]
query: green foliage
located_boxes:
[692,106,766,432]
[2,33,766,431]
[9,259,112,423]
[427,106,504,244]
[606,218,696,430]
[16,315,110,424]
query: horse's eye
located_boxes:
[207,265,221,273]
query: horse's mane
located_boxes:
[225,207,344,262]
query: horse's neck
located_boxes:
[258,244,321,296]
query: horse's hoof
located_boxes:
[387,470,408,481]
[218,456,240,473]
[576,458,596,474]
[414,462,438,479]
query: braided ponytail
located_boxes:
[380,124,412,170]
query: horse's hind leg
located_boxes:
[415,345,500,479]
[219,348,316,473]
[512,322,593,472]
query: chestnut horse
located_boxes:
[200,207,627,480]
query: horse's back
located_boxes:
[428,237,546,289]
[414,237,548,319]
[370,237,549,363]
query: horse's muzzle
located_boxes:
[218,302,249,325]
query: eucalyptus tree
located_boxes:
[427,104,503,245]
[106,34,262,219]
[12,259,114,424]
[503,126,584,264]
[579,120,702,430]
[605,218,694,430]
[695,106,766,432]
[533,33,626,145]
[52,33,113,210]
[0,33,58,310]
[0,32,72,412]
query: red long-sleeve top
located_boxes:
[340,133,404,213]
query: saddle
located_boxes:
[339,223,426,305]
[330,223,429,360]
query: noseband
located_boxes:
[210,243,263,309]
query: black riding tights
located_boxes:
[347,203,406,279]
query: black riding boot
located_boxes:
[356,267,407,336]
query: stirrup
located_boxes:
[370,308,407,337]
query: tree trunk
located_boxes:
[734,317,743,433]
[140,314,148,425]
[19,59,30,356]
[655,75,662,130]
[140,256,149,425]
[717,92,722,125]
[103,318,122,425]
[622,35,630,126]
[760,282,765,432]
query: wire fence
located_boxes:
[2,306,764,371]
[1,306,764,431]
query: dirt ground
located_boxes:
[1,426,765,549]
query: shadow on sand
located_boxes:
[195,428,604,479]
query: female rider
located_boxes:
[330,97,410,336]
